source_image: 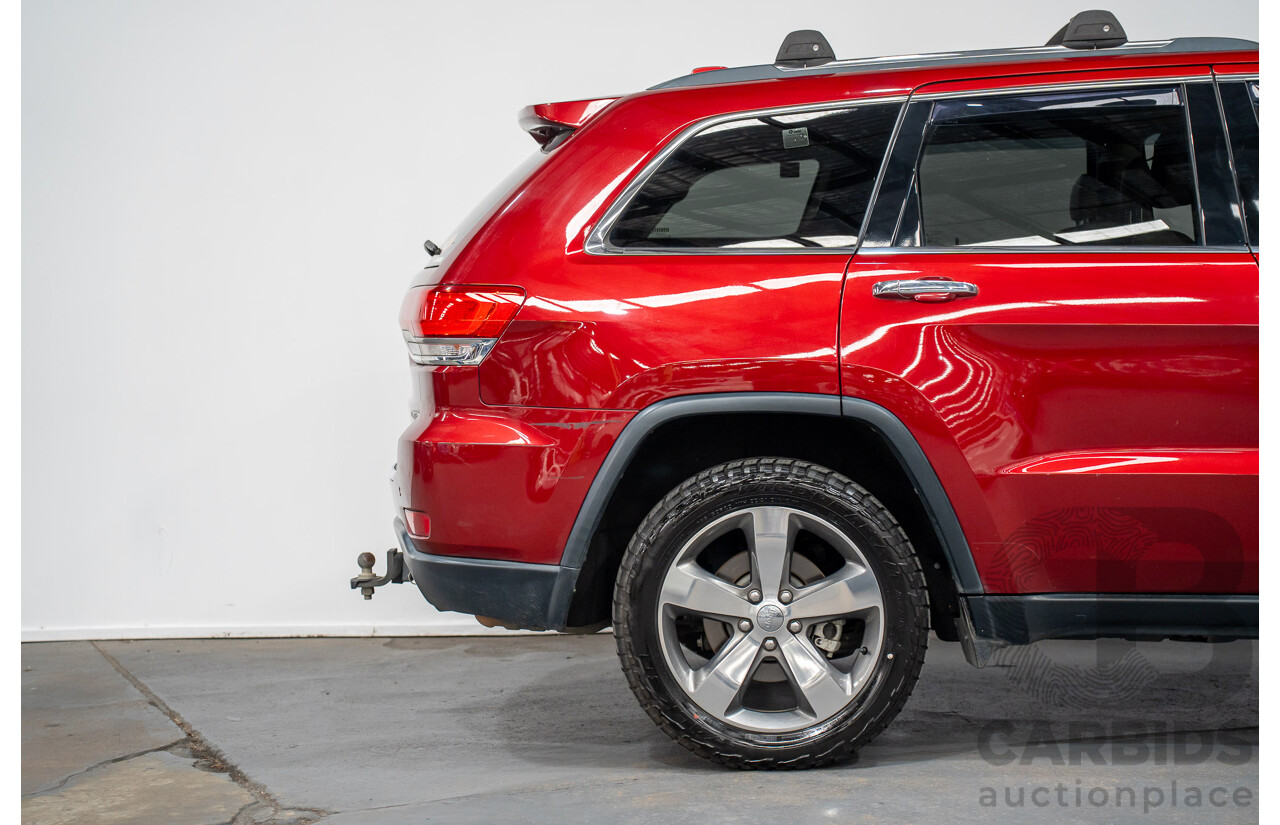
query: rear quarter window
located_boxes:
[608,102,902,250]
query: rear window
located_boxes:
[897,86,1200,248]
[608,102,902,249]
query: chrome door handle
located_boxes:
[872,279,979,303]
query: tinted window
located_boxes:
[898,87,1199,248]
[609,103,901,249]
[1219,81,1259,246]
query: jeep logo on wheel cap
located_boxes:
[756,604,785,632]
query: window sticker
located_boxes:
[783,127,810,149]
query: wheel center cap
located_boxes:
[756,603,785,632]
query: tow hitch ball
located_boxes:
[351,549,408,599]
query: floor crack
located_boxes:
[24,739,185,798]
[90,642,330,824]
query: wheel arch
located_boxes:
[552,392,983,635]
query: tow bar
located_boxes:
[350,550,408,599]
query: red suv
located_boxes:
[355,10,1259,768]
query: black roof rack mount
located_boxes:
[1046,9,1128,49]
[776,30,835,68]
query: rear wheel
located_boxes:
[613,458,929,768]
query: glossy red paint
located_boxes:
[479,259,845,408]
[394,45,1258,603]
[842,251,1258,593]
[1214,61,1259,79]
[517,98,619,144]
[997,449,1258,476]
[834,60,1258,596]
[395,367,631,564]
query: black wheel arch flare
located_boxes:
[550,392,984,631]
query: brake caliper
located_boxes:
[812,619,845,657]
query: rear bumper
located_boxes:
[390,370,629,628]
[394,370,631,567]
[395,518,575,630]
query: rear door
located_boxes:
[840,67,1258,596]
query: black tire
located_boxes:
[613,457,929,769]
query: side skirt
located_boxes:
[957,593,1258,667]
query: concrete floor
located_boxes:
[22,634,1257,824]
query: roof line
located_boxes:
[650,37,1259,91]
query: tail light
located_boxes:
[403,508,431,539]
[398,286,525,365]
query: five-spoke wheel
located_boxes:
[614,458,929,768]
[657,506,885,732]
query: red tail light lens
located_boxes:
[403,508,431,539]
[399,287,525,339]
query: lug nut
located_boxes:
[788,620,802,633]
[738,619,752,633]
[779,590,793,604]
[747,589,762,604]
[763,638,777,651]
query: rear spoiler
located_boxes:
[517,97,618,148]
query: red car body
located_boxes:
[385,36,1257,658]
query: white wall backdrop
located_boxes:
[22,0,1259,639]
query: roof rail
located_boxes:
[650,36,1257,91]
[1046,9,1128,49]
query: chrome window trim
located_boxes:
[584,96,910,257]
[906,75,1211,102]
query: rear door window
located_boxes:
[608,102,901,249]
[896,86,1200,248]
[1217,80,1259,246]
